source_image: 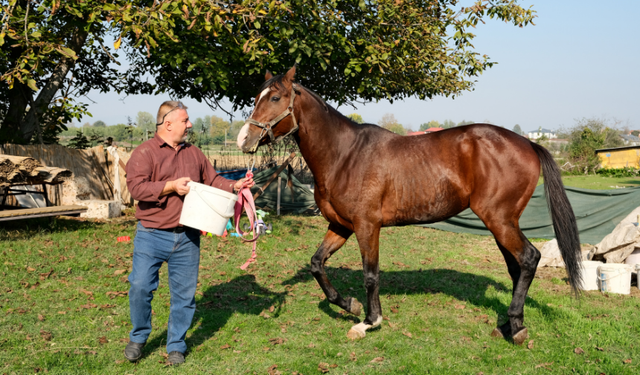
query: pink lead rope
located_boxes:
[234,168,260,270]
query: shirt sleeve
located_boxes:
[125,147,168,203]
[199,150,236,193]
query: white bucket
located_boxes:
[179,181,237,235]
[625,248,640,266]
[579,260,603,291]
[636,264,640,291]
[597,263,632,294]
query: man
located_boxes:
[124,100,253,365]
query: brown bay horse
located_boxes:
[237,66,582,344]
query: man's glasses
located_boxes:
[156,103,186,127]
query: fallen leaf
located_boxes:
[37,314,45,322]
[402,332,412,338]
[370,357,384,363]
[527,340,534,350]
[307,342,315,348]
[98,336,108,344]
[27,267,36,272]
[318,362,330,373]
[623,358,632,364]
[455,304,466,310]
[595,346,604,351]
[40,330,52,341]
[220,344,231,350]
[535,362,553,369]
[574,347,584,354]
[269,337,285,345]
[267,364,281,375]
[114,269,126,275]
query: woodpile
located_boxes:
[0,155,72,188]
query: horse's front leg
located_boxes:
[310,224,360,315]
[347,222,383,339]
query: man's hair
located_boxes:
[156,100,188,126]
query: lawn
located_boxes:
[543,175,640,190]
[1,208,639,374]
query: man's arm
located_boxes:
[160,177,191,197]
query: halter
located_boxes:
[244,84,299,153]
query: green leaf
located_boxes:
[254,21,261,29]
[27,79,38,91]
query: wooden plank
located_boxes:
[0,205,88,221]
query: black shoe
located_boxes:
[168,351,185,365]
[124,341,145,362]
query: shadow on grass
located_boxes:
[138,265,560,357]
[282,265,558,329]
[0,216,116,240]
[140,274,287,358]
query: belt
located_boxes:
[157,226,187,233]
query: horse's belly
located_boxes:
[381,187,467,226]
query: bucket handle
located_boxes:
[191,186,235,218]
[596,268,631,281]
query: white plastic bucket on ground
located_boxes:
[597,263,632,294]
[636,264,640,291]
[579,260,603,291]
[179,181,237,235]
[625,248,640,266]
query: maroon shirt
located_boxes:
[126,133,236,229]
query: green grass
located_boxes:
[561,175,640,190]
[1,212,639,374]
[538,175,640,190]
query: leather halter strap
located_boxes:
[245,85,299,152]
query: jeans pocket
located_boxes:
[136,223,156,234]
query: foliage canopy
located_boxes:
[1,0,536,144]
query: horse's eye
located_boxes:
[271,96,280,102]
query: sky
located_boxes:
[78,1,640,133]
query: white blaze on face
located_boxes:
[238,87,271,149]
[237,123,250,149]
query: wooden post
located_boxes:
[277,177,281,216]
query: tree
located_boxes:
[209,116,230,143]
[458,120,474,126]
[378,113,406,135]
[419,120,441,131]
[67,130,90,150]
[136,111,155,141]
[347,113,364,124]
[442,119,456,129]
[1,0,535,144]
[568,117,623,174]
[93,120,106,128]
[513,124,523,135]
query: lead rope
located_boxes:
[234,164,260,270]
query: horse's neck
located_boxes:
[295,103,355,185]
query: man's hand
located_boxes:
[161,177,192,197]
[234,177,255,192]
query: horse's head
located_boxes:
[237,66,300,153]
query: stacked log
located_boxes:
[0,155,72,188]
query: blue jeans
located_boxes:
[128,222,200,354]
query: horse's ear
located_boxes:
[265,70,273,81]
[284,66,296,83]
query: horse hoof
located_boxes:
[348,298,363,316]
[512,327,529,346]
[490,327,505,338]
[347,327,366,340]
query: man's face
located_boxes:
[166,108,192,144]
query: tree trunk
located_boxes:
[19,29,88,142]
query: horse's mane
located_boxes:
[260,74,329,113]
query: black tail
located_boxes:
[531,142,582,295]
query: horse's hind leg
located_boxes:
[489,227,541,345]
[310,224,361,315]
